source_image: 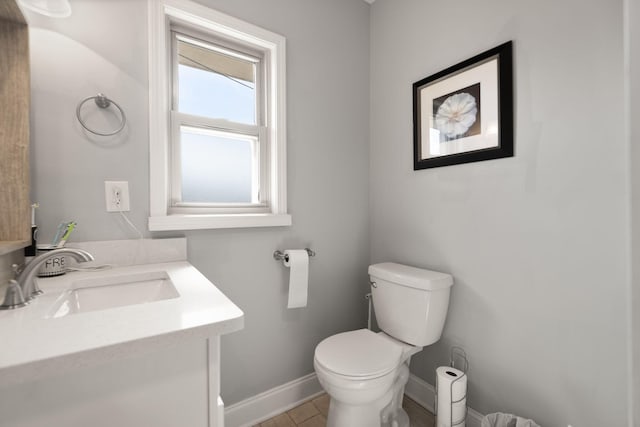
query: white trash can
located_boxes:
[481,412,540,427]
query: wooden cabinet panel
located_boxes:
[0,1,30,254]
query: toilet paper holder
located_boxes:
[435,346,468,427]
[273,248,315,262]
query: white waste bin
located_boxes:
[481,412,540,427]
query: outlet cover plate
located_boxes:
[105,181,131,212]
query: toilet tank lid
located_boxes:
[368,262,453,290]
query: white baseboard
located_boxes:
[224,372,484,427]
[224,373,324,427]
[405,374,484,427]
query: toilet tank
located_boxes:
[369,262,453,347]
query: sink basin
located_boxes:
[47,271,179,318]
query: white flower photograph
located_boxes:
[433,83,481,142]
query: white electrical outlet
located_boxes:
[105,181,130,212]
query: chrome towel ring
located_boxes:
[76,93,126,136]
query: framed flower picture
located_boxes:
[413,41,513,170]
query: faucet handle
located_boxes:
[11,264,23,279]
[0,280,29,310]
[10,263,40,297]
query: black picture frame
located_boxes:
[413,41,513,170]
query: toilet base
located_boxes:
[391,408,410,427]
[325,397,410,427]
[326,390,392,427]
[325,363,412,427]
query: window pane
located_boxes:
[177,37,256,124]
[180,127,254,204]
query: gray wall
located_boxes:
[26,0,370,404]
[369,1,630,426]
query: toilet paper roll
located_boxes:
[436,366,467,427]
[284,249,309,308]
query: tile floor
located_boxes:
[256,394,435,427]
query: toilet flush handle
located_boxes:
[369,280,377,288]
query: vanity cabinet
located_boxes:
[0,336,224,427]
[0,242,244,427]
[0,0,31,255]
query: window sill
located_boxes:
[148,213,292,231]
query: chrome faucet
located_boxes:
[0,248,94,310]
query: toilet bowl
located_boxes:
[314,329,421,427]
[313,263,453,427]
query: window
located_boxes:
[148,0,289,230]
[172,32,262,207]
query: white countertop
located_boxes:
[0,261,244,384]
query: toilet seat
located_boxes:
[314,329,403,380]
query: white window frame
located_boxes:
[148,0,290,230]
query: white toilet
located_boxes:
[313,262,453,427]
